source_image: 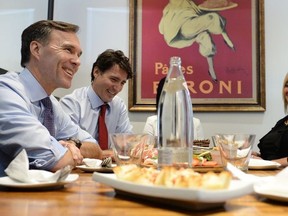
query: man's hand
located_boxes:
[102,149,114,161]
[59,140,83,165]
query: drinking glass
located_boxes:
[212,134,256,172]
[110,133,155,166]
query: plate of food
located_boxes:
[92,165,253,210]
[142,146,223,172]
[76,164,116,173]
[248,159,281,170]
[76,158,116,173]
[193,139,210,147]
[192,151,224,172]
[0,174,78,190]
[198,0,238,11]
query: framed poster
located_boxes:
[128,0,265,112]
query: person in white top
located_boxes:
[143,76,204,140]
[143,115,204,140]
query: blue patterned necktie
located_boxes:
[41,97,55,137]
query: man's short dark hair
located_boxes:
[90,49,133,82]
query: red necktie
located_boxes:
[98,104,108,150]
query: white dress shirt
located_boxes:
[60,85,133,148]
[143,115,204,140]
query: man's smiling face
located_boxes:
[92,64,127,103]
[36,29,82,94]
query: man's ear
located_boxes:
[93,67,100,78]
[30,41,41,60]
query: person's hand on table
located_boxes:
[251,151,262,159]
[59,140,83,166]
[102,149,114,161]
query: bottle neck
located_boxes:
[168,56,182,78]
[170,57,181,67]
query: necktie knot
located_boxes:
[41,97,53,110]
[100,104,107,115]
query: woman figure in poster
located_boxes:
[159,0,235,82]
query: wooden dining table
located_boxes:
[0,168,287,216]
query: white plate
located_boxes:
[0,174,79,189]
[254,178,288,202]
[76,164,116,173]
[92,173,253,204]
[248,159,281,170]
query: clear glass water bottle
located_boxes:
[157,56,194,168]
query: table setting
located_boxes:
[0,147,78,190]
[92,161,288,210]
[92,168,254,211]
[0,134,288,215]
[89,132,288,210]
[76,157,116,173]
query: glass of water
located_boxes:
[212,134,256,172]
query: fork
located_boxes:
[100,157,112,168]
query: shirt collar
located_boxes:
[19,68,48,103]
[87,85,110,109]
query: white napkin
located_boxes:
[253,166,288,194]
[276,166,288,178]
[227,163,288,193]
[4,148,70,183]
[226,162,273,183]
